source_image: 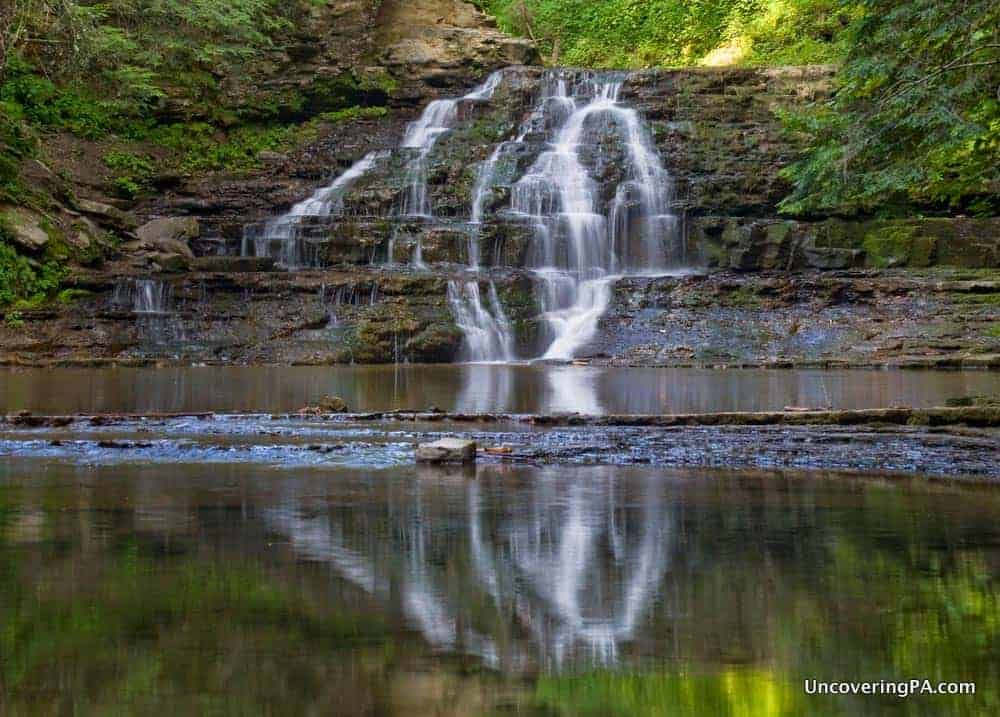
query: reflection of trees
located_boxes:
[267,466,671,670]
[3,465,1000,715]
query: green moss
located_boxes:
[56,288,93,304]
[861,223,935,268]
[0,213,70,308]
[986,325,1000,339]
[952,293,1000,306]
[319,106,389,123]
[717,285,764,308]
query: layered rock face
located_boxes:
[190,0,538,118]
[3,65,999,367]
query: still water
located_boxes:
[1,365,998,414]
[2,459,998,715]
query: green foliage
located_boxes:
[103,150,156,198]
[0,55,120,139]
[319,106,390,123]
[0,212,71,307]
[0,240,67,309]
[6,0,297,114]
[0,111,35,202]
[732,0,857,66]
[780,0,1000,217]
[479,0,852,68]
[148,122,303,173]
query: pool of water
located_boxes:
[1,365,997,414]
[2,459,998,715]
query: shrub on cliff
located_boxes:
[477,0,852,67]
[781,0,1000,217]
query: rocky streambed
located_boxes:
[2,407,998,479]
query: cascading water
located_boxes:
[448,137,519,361]
[114,278,183,345]
[401,70,504,220]
[509,73,680,360]
[241,68,685,364]
[447,281,515,362]
[450,70,682,362]
[132,279,173,315]
[242,152,384,268]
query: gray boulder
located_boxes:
[416,438,477,464]
[136,217,199,259]
[1,207,49,251]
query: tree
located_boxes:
[781,0,1000,216]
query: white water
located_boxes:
[447,281,516,362]
[510,74,680,360]
[243,68,682,363]
[132,279,173,315]
[242,151,383,268]
[117,279,183,345]
[401,71,505,219]
[452,71,682,361]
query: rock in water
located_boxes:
[416,438,477,464]
[318,396,349,413]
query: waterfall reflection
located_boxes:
[266,467,673,670]
[454,364,603,414]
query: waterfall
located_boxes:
[509,73,680,360]
[449,70,681,362]
[241,68,683,364]
[133,279,173,315]
[401,70,506,220]
[447,281,515,362]
[115,278,183,345]
[449,139,519,363]
[242,151,384,268]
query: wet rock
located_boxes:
[416,438,478,464]
[149,252,190,273]
[318,395,350,413]
[193,256,276,273]
[693,217,1000,271]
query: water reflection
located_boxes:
[267,467,667,670]
[4,461,1000,715]
[2,365,997,414]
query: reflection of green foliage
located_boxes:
[536,669,802,717]
[891,558,1000,693]
[2,547,390,708]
